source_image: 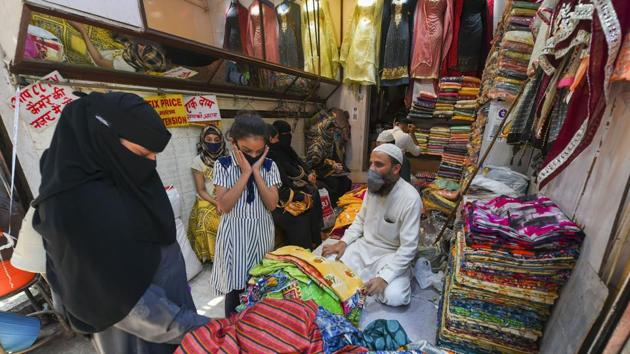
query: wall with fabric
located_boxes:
[539,82,630,351]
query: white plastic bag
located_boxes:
[319,188,336,230]
[413,257,444,290]
[165,186,182,219]
[175,219,202,281]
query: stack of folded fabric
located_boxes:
[237,246,366,326]
[408,91,437,120]
[453,76,481,122]
[488,1,540,103]
[438,195,584,353]
[436,126,471,181]
[413,171,437,190]
[428,126,451,155]
[434,78,461,119]
[508,0,539,31]
[415,128,430,154]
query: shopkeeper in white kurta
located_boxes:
[323,144,422,306]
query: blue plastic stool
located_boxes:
[0,312,40,353]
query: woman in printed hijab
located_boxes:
[188,125,226,263]
[32,92,208,354]
[305,109,353,206]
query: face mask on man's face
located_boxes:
[367,169,385,193]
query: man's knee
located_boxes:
[381,280,411,307]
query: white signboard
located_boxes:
[184,95,221,123]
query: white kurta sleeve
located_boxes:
[403,134,422,156]
[341,194,369,246]
[377,196,421,284]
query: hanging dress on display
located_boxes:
[457,0,489,73]
[224,1,248,53]
[539,0,628,187]
[409,0,453,79]
[381,0,416,86]
[246,0,280,64]
[340,0,384,85]
[443,0,493,76]
[276,1,304,69]
[302,0,339,79]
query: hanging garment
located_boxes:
[224,1,248,53]
[457,0,488,73]
[410,0,453,79]
[381,0,416,86]
[276,1,304,69]
[302,0,339,78]
[246,0,280,63]
[539,0,629,187]
[339,0,384,85]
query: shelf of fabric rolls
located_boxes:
[12,3,342,104]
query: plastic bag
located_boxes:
[175,219,202,281]
[413,258,444,290]
[165,186,182,219]
[481,165,529,195]
[319,188,336,230]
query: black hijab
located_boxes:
[32,92,174,333]
[269,120,310,190]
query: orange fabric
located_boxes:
[612,33,630,82]
[570,55,589,92]
[0,261,36,296]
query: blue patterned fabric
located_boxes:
[315,307,363,354]
[361,320,410,351]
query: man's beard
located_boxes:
[370,171,397,196]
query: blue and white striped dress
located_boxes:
[209,154,282,294]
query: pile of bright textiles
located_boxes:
[177,297,415,354]
[408,91,438,120]
[436,126,472,181]
[238,246,366,326]
[428,126,451,155]
[421,178,461,215]
[329,187,368,239]
[414,128,430,154]
[413,171,437,191]
[488,1,540,102]
[437,195,584,353]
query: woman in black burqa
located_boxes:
[32,92,208,353]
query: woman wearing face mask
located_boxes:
[267,121,323,250]
[210,112,281,316]
[32,92,208,353]
[188,125,226,263]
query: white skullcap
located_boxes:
[373,143,403,164]
[376,130,395,143]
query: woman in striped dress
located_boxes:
[210,112,282,316]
